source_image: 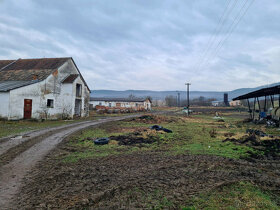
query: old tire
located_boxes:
[94,138,109,145]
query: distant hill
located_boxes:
[90,82,280,101]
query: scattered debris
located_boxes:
[10,135,30,140]
[149,125,172,133]
[213,116,225,122]
[246,129,267,137]
[11,136,23,140]
[266,120,278,127]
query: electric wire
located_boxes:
[202,0,255,69]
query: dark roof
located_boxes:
[0,57,70,81]
[90,97,150,103]
[233,85,280,100]
[1,58,70,71]
[0,80,40,92]
[0,60,16,70]
[0,57,90,92]
[62,74,79,83]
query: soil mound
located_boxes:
[110,131,159,146]
[223,135,280,160]
[128,115,179,124]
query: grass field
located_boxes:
[64,111,273,162]
[15,109,280,209]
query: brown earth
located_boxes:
[15,138,280,209]
[0,115,142,209]
[127,114,183,124]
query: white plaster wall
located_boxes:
[9,81,44,120]
[0,92,10,118]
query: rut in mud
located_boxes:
[15,144,280,209]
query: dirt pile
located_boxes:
[110,131,159,146]
[128,115,180,124]
[223,134,280,160]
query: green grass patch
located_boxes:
[183,181,280,209]
[0,120,79,138]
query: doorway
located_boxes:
[24,99,32,119]
[74,99,82,116]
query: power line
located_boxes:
[202,0,255,69]
[195,0,239,71]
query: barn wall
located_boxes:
[0,92,10,119]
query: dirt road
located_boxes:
[0,115,141,209]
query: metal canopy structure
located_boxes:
[233,85,280,100]
[233,85,280,120]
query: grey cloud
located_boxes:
[0,0,279,91]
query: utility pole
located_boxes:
[176,91,181,107]
[178,92,180,107]
[185,83,191,115]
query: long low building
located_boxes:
[89,97,152,111]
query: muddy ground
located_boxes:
[15,139,280,209]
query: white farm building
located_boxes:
[0,57,90,120]
[90,98,152,111]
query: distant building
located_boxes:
[0,57,90,120]
[90,98,152,111]
[229,100,241,107]
[211,101,224,107]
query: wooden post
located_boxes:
[257,97,261,120]
[270,95,274,108]
[253,97,256,120]
[247,99,252,119]
[264,96,267,112]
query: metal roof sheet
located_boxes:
[0,80,40,92]
[233,85,280,100]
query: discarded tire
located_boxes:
[94,138,109,145]
[162,128,173,133]
[149,125,163,131]
[149,125,173,133]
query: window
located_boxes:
[99,102,102,105]
[109,103,112,107]
[76,84,82,97]
[47,99,54,108]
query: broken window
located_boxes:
[47,99,54,108]
[76,84,82,97]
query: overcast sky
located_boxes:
[0,0,279,91]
